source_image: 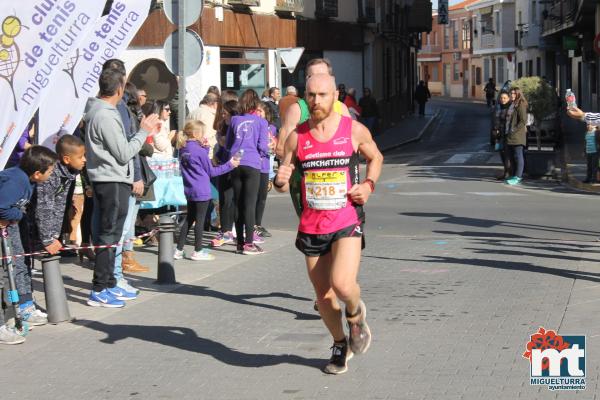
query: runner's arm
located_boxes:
[348,121,384,205]
[273,130,298,193]
[276,103,301,159]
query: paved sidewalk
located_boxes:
[374,108,440,152]
[20,230,297,333]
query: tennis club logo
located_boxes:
[62,47,80,98]
[523,327,586,391]
[0,15,25,111]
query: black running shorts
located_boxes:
[295,223,365,257]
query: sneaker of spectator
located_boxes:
[117,279,140,296]
[174,248,185,259]
[242,244,264,255]
[0,324,26,345]
[107,286,137,301]
[253,231,265,244]
[87,289,125,308]
[254,225,271,238]
[20,303,48,326]
[210,231,234,247]
[190,249,215,261]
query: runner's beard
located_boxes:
[310,107,330,123]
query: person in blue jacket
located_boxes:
[0,145,58,345]
[174,120,240,261]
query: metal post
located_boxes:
[156,215,177,284]
[178,0,186,132]
[1,230,27,333]
[41,255,71,324]
[275,50,282,91]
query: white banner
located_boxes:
[0,1,104,168]
[39,0,151,148]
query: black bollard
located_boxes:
[155,215,177,284]
[41,255,71,324]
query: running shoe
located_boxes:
[190,249,215,261]
[323,338,353,375]
[107,286,137,301]
[242,244,264,255]
[173,249,185,260]
[0,324,26,345]
[210,231,234,247]
[87,289,125,308]
[347,300,372,355]
[253,232,265,244]
[255,225,272,238]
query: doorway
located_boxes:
[220,49,268,96]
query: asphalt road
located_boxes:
[2,98,600,399]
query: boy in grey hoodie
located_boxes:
[83,68,159,308]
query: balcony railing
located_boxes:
[480,33,495,49]
[315,0,338,18]
[541,0,578,34]
[227,0,260,6]
[275,0,304,13]
[419,44,442,54]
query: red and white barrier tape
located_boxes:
[0,229,159,261]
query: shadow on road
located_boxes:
[396,255,600,283]
[401,212,600,238]
[117,280,320,321]
[404,166,595,197]
[76,320,324,370]
[464,247,600,263]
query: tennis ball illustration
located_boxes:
[2,16,21,38]
[1,35,14,48]
[0,49,9,61]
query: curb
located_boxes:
[562,163,600,194]
[379,109,441,153]
[560,140,600,193]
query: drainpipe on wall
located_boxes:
[362,43,365,96]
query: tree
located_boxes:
[511,77,559,122]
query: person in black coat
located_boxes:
[414,81,431,116]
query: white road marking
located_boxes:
[444,154,472,164]
[467,192,528,197]
[393,192,456,196]
[380,177,446,184]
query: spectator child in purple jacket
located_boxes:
[174,120,240,261]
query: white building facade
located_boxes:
[468,0,516,88]
[514,0,545,80]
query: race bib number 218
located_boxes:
[305,170,347,210]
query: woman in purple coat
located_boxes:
[174,120,240,261]
[225,90,270,255]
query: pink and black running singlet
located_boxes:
[296,116,363,235]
